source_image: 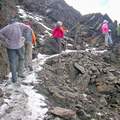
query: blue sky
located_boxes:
[65,0,120,22]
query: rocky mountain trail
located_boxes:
[0,54,49,120]
[0,0,120,120]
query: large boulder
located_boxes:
[49,107,76,119]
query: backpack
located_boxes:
[32,31,36,45]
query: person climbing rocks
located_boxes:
[51,21,65,53]
[0,20,32,83]
[101,20,113,47]
[116,23,120,38]
[108,29,113,46]
[23,19,36,71]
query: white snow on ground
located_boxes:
[0,49,107,120]
[67,43,73,47]
[22,85,48,120]
[23,54,50,119]
[0,54,49,120]
[23,72,37,83]
[85,48,107,55]
[63,48,107,55]
[17,6,52,32]
[16,6,28,18]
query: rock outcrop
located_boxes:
[18,0,81,28]
[69,13,117,49]
[18,0,118,51]
[0,0,17,27]
[37,51,120,120]
[0,0,17,80]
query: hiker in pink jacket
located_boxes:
[101,20,113,47]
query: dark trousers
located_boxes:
[7,47,25,82]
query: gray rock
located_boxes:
[49,107,76,119]
[54,117,62,120]
[99,95,108,106]
[74,63,85,74]
[0,88,3,97]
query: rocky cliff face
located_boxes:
[0,0,16,79]
[0,0,17,27]
[46,0,81,27]
[18,0,81,28]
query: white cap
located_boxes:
[103,20,108,23]
[57,21,63,26]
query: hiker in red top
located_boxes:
[52,21,65,53]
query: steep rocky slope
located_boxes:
[37,51,120,120]
[0,0,17,80]
[0,1,120,120]
[18,0,81,28]
[19,0,118,50]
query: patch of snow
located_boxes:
[67,43,73,46]
[38,22,51,31]
[82,93,87,98]
[63,49,77,53]
[82,93,88,100]
[17,5,52,38]
[16,6,27,19]
[85,43,89,47]
[37,53,48,60]
[0,52,50,120]
[44,30,52,36]
[0,104,9,116]
[22,85,48,120]
[46,9,52,14]
[96,112,102,116]
[23,72,37,83]
[85,47,107,55]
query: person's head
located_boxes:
[103,19,108,23]
[56,21,63,27]
[23,19,32,27]
[109,29,111,33]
